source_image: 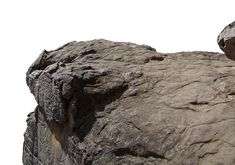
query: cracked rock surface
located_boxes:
[23,39,235,165]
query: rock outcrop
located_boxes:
[23,38,235,165]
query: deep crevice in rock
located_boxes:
[113,147,168,160]
[149,56,164,61]
[81,49,97,57]
[190,101,209,105]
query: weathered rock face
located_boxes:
[23,39,235,165]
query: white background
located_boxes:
[0,0,234,164]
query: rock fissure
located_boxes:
[113,147,168,160]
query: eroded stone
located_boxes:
[23,39,235,165]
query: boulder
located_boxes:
[218,21,235,60]
[23,39,235,165]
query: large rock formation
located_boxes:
[23,38,235,165]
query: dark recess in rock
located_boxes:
[23,37,235,165]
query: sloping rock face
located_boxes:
[23,39,235,165]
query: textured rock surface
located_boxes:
[218,21,235,60]
[23,39,235,165]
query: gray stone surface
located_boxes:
[23,39,235,165]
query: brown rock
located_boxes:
[23,39,235,165]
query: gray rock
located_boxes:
[218,21,235,60]
[23,39,235,165]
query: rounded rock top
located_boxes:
[218,21,235,60]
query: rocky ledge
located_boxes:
[23,23,235,165]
